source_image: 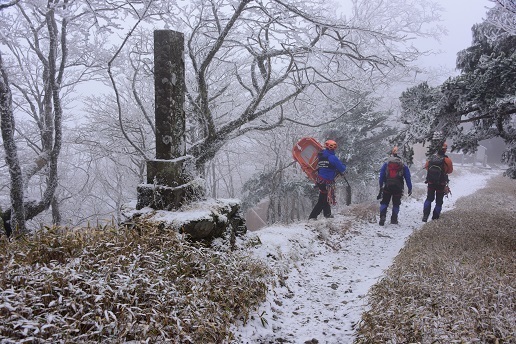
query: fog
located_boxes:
[335,0,491,83]
[415,0,491,82]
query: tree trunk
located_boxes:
[0,8,65,236]
[51,197,61,226]
[0,52,26,235]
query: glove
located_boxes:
[376,188,383,200]
[408,189,412,196]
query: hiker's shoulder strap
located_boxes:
[444,156,453,174]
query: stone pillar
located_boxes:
[154,30,185,159]
[136,30,202,210]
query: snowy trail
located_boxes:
[231,168,501,344]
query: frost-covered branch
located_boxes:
[176,0,444,170]
[107,1,156,161]
[487,0,516,35]
[396,13,516,177]
[283,101,362,128]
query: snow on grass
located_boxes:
[230,166,503,343]
[0,166,508,343]
[355,174,516,343]
[0,225,270,343]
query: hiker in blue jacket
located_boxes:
[377,146,412,225]
[308,140,346,220]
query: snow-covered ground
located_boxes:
[230,167,502,344]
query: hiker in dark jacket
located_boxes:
[308,140,346,220]
[377,146,412,225]
[423,142,453,222]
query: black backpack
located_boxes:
[385,156,404,189]
[426,154,445,183]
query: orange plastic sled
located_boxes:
[292,137,323,182]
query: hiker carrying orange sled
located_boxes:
[308,140,346,220]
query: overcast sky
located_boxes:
[416,0,492,80]
[335,0,492,84]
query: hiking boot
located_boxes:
[308,217,317,221]
[390,215,398,225]
[422,214,429,222]
[432,214,439,220]
[324,215,334,219]
[379,215,386,226]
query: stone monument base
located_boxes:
[122,198,247,248]
[136,179,204,211]
[137,156,201,210]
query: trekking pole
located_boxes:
[342,174,351,188]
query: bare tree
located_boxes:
[0,1,68,233]
[0,51,26,234]
[70,0,445,225]
[110,0,445,172]
[0,0,159,233]
[186,0,444,170]
[0,0,20,11]
[0,0,445,230]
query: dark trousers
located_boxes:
[424,184,445,219]
[309,184,331,219]
[380,187,402,217]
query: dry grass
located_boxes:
[342,202,379,223]
[355,175,516,344]
[0,224,271,343]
